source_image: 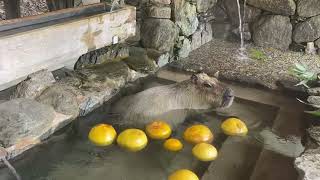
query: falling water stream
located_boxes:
[236,0,249,60]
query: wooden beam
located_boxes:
[0,3,111,34]
[3,0,20,19]
[0,5,136,91]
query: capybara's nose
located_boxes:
[224,88,234,99]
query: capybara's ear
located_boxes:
[213,71,220,79]
[191,74,198,83]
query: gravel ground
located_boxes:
[0,0,48,20]
[170,39,320,89]
[20,0,48,17]
[0,1,5,20]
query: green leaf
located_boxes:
[294,63,307,72]
[305,110,320,117]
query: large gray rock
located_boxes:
[223,0,261,27]
[247,0,296,15]
[150,0,171,5]
[196,0,217,13]
[307,126,320,145]
[253,15,292,50]
[173,0,199,36]
[295,147,320,180]
[36,85,80,118]
[146,6,171,19]
[307,96,320,106]
[176,37,192,58]
[13,70,56,99]
[0,98,55,147]
[232,23,252,41]
[297,0,320,18]
[141,19,178,52]
[293,15,320,43]
[316,38,320,48]
[201,23,213,44]
[75,44,129,69]
[308,87,320,96]
[191,28,202,50]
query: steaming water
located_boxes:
[0,78,303,180]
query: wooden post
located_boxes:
[46,0,75,11]
[4,0,20,19]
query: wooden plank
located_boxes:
[0,2,111,34]
[3,0,20,19]
[0,5,136,91]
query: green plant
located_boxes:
[305,110,320,117]
[249,48,268,61]
[289,63,317,88]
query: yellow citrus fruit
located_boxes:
[117,129,148,152]
[221,118,248,136]
[183,124,214,144]
[146,120,172,140]
[163,138,183,152]
[88,124,117,146]
[192,143,218,161]
[168,169,199,180]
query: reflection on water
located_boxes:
[0,97,282,180]
[1,158,21,180]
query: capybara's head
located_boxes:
[189,72,234,109]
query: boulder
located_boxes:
[246,0,296,16]
[75,44,129,69]
[295,147,320,180]
[145,48,171,67]
[196,0,217,13]
[316,38,320,48]
[36,85,80,118]
[191,29,202,50]
[308,87,320,96]
[141,18,178,52]
[156,53,170,67]
[307,96,320,106]
[0,98,55,147]
[307,126,320,145]
[201,23,213,44]
[297,0,320,18]
[176,36,192,58]
[173,0,199,36]
[293,15,320,43]
[232,23,251,41]
[252,15,292,50]
[13,69,56,99]
[146,6,171,19]
[223,0,261,27]
[150,0,171,5]
[123,55,157,73]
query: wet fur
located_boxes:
[111,73,233,128]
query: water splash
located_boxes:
[0,148,21,180]
[236,0,249,60]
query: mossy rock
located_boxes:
[78,60,130,82]
[123,55,157,73]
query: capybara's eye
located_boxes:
[203,83,212,88]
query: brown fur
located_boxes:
[111,73,234,128]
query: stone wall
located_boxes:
[125,0,215,60]
[219,0,320,53]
